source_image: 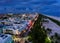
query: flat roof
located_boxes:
[0,34,11,39]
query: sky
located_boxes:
[0,0,60,17]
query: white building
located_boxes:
[0,34,12,43]
[3,20,29,35]
[3,26,19,35]
[1,14,38,35]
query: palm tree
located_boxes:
[46,28,52,34]
[29,14,47,43]
[54,33,58,39]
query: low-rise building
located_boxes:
[0,34,13,43]
[0,14,38,36]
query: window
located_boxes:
[3,35,7,39]
[0,34,4,37]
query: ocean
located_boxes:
[0,0,60,17]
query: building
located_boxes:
[3,26,19,35]
[0,34,13,43]
[1,14,38,35]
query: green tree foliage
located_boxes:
[29,14,47,43]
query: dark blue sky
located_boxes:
[0,0,60,16]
